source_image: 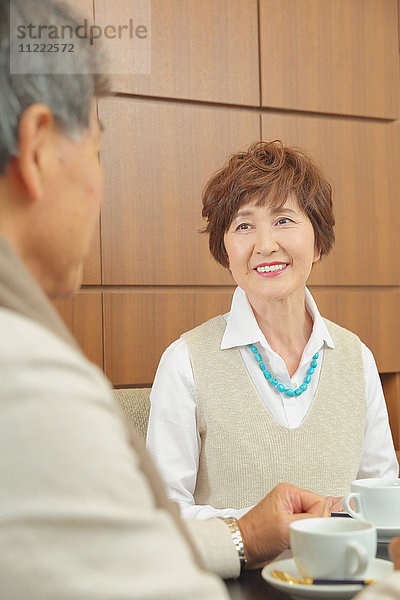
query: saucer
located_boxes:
[261,557,393,600]
[377,525,400,543]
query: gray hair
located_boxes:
[0,0,109,174]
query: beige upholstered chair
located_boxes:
[113,387,151,440]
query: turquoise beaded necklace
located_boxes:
[247,343,319,397]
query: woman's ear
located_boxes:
[16,103,55,201]
[223,249,230,270]
[313,245,321,264]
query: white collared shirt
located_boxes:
[146,287,398,520]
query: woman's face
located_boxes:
[223,195,320,305]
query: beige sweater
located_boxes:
[0,234,237,598]
[182,315,366,508]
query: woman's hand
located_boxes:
[237,482,329,569]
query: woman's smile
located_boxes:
[254,262,289,277]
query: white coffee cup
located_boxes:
[290,518,376,580]
[343,478,400,527]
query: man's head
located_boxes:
[0,0,109,298]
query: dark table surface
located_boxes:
[225,569,292,600]
[225,543,392,600]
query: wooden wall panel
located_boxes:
[260,0,400,118]
[310,287,400,373]
[54,292,104,369]
[101,0,259,105]
[58,0,400,421]
[262,113,400,286]
[103,289,234,385]
[81,220,101,284]
[100,98,259,285]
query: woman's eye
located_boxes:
[276,217,293,225]
[235,223,252,231]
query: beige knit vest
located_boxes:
[182,316,366,508]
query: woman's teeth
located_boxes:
[256,264,287,273]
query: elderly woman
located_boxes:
[146,141,398,520]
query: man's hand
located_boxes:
[389,536,400,569]
[326,496,344,513]
[237,482,329,569]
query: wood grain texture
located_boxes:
[82,219,101,284]
[103,289,234,385]
[260,0,400,118]
[53,292,104,369]
[99,97,259,285]
[99,0,259,105]
[310,287,400,373]
[381,373,400,450]
[262,112,400,286]
[64,0,400,395]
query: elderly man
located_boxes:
[0,1,398,599]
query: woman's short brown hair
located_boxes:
[201,140,335,268]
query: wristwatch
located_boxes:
[218,516,248,570]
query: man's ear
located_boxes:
[15,103,55,201]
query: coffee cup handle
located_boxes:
[346,540,369,577]
[343,492,364,519]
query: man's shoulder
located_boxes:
[0,305,82,361]
[0,305,112,401]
